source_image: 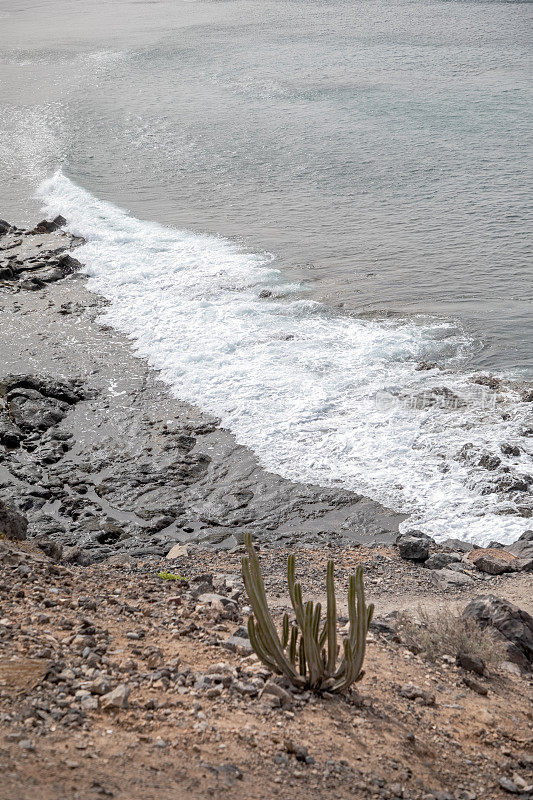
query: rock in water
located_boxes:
[28,216,66,234]
[462,595,533,671]
[57,253,82,275]
[0,502,28,541]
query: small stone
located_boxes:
[90,677,112,695]
[166,544,189,559]
[233,681,258,697]
[462,676,488,696]
[260,681,293,708]
[499,776,520,794]
[424,553,461,570]
[441,538,475,553]
[501,661,522,677]
[284,739,309,761]
[34,536,63,561]
[430,568,474,588]
[477,708,494,727]
[101,684,130,710]
[80,694,99,710]
[399,683,435,705]
[457,651,486,676]
[389,784,403,798]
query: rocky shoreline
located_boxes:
[0,217,532,800]
[1,217,532,566]
[0,215,414,565]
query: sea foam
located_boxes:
[36,170,531,545]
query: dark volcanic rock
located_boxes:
[20,277,45,291]
[0,375,85,434]
[397,532,431,562]
[456,651,486,676]
[0,375,85,404]
[506,530,533,570]
[501,442,521,457]
[0,266,15,280]
[0,412,21,448]
[0,219,12,236]
[478,453,501,471]
[0,501,28,540]
[466,548,519,575]
[57,253,82,275]
[440,537,475,553]
[424,552,461,570]
[28,216,66,235]
[34,535,63,561]
[430,568,474,588]
[6,390,69,432]
[462,595,533,671]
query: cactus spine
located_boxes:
[241,533,374,693]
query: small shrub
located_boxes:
[397,606,507,666]
[157,571,187,582]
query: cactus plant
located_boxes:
[241,534,374,693]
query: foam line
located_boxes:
[36,170,531,545]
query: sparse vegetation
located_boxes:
[396,606,507,666]
[157,571,187,581]
[242,533,373,693]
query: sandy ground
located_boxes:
[0,539,532,800]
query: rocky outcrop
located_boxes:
[27,215,66,235]
[462,595,533,671]
[0,374,86,479]
[0,374,85,435]
[466,548,519,575]
[0,217,84,290]
[506,530,533,571]
[397,531,431,562]
[0,501,28,540]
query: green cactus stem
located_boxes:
[241,533,374,693]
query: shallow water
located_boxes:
[1,0,532,542]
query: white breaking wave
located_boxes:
[37,170,532,545]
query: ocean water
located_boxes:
[1,0,532,543]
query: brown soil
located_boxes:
[0,540,531,800]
